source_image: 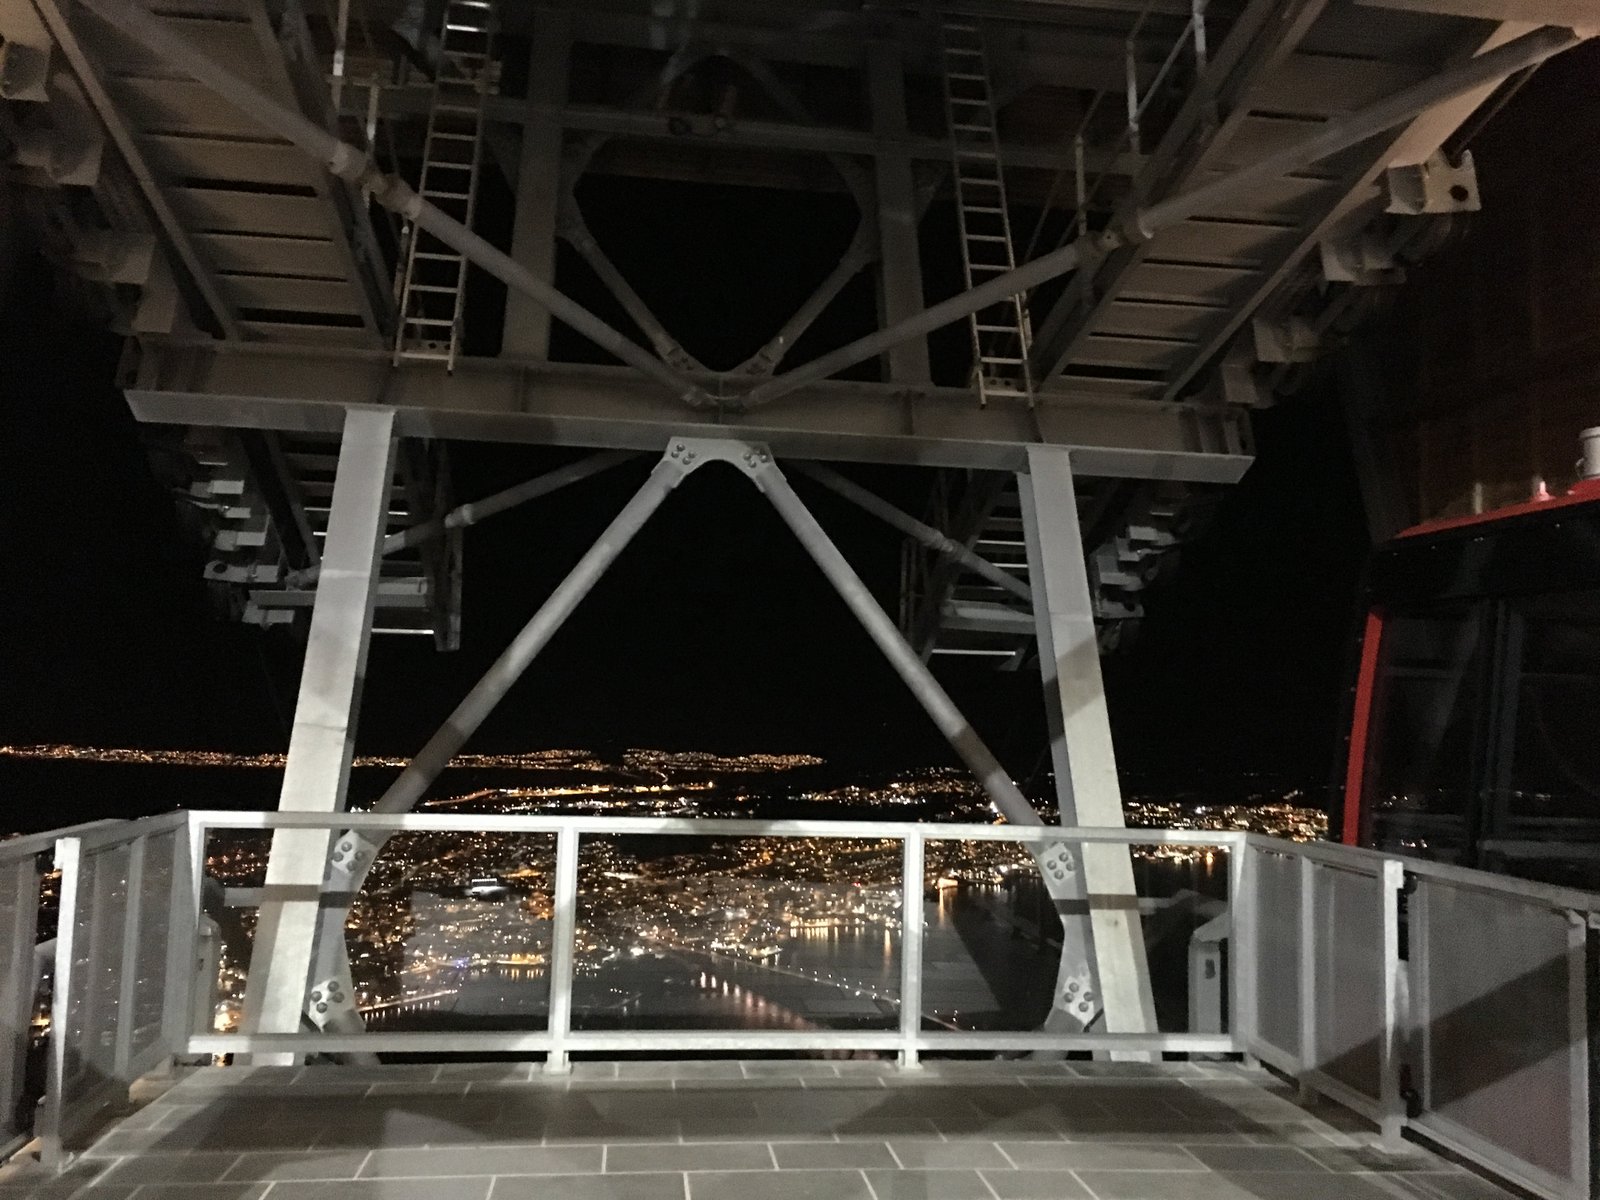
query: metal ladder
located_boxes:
[937,16,1035,409]
[392,0,496,370]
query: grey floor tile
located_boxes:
[980,1169,1096,1199]
[360,1146,602,1178]
[771,1143,895,1170]
[1184,1146,1329,1173]
[542,1120,681,1145]
[490,1174,689,1200]
[607,1143,774,1173]
[0,1187,136,1200]
[887,1143,1011,1171]
[220,1151,371,1182]
[126,1186,271,1200]
[437,1063,537,1082]
[831,1118,943,1141]
[1070,1174,1268,1200]
[1371,1173,1520,1199]
[94,1154,242,1187]
[266,1181,492,1200]
[689,1170,872,1200]
[862,1169,995,1199]
[742,1062,841,1078]
[624,1062,746,1081]
[676,1119,833,1143]
[1301,1146,1462,1174]
[997,1143,1204,1172]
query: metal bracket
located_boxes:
[1385,150,1480,216]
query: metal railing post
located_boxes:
[1379,858,1405,1147]
[1296,855,1316,1101]
[41,837,83,1170]
[545,827,580,1074]
[161,819,201,1059]
[898,832,925,1070]
[111,837,147,1081]
[1228,837,1257,1056]
[0,854,41,1154]
[1124,37,1141,156]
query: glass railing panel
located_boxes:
[918,837,1232,1037]
[199,827,558,1038]
[571,833,903,1034]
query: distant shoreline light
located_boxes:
[0,744,827,773]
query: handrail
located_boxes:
[188,809,1246,845]
[0,820,122,863]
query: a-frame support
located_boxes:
[278,438,1145,1053]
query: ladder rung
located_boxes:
[975,323,1021,333]
[422,190,473,200]
[945,47,983,58]
[964,205,1005,214]
[433,102,481,113]
[949,97,988,106]
[445,21,490,32]
[428,132,479,143]
[414,251,463,261]
[982,356,1026,364]
[966,234,1010,243]
[405,317,456,327]
[407,284,462,294]
[951,122,991,132]
[946,71,987,81]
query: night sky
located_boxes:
[0,161,1373,823]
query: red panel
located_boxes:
[1342,609,1385,846]
[1396,479,1600,540]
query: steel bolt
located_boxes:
[316,1002,328,1013]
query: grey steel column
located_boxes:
[1018,444,1157,1037]
[504,10,572,359]
[866,40,931,385]
[242,406,397,1061]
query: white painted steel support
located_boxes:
[1230,842,1258,1052]
[1297,855,1317,1102]
[866,41,931,385]
[1379,858,1405,1147]
[1018,445,1157,1042]
[242,406,397,1062]
[160,828,200,1055]
[40,838,82,1170]
[545,827,580,1073]
[898,832,925,1069]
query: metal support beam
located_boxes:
[790,461,1030,603]
[290,449,637,587]
[738,24,1584,409]
[1019,444,1157,1040]
[504,8,570,360]
[867,40,931,384]
[241,406,396,1063]
[128,348,1254,481]
[82,0,709,408]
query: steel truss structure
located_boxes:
[1,0,1594,1068]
